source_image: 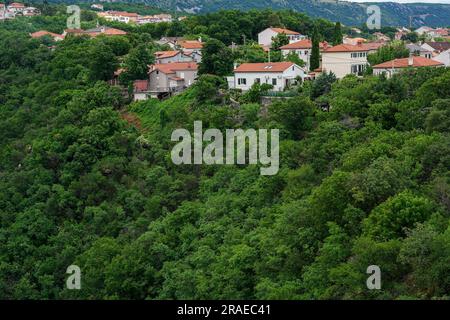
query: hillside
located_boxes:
[55,0,450,27]
[1,7,450,299]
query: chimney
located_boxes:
[408,55,414,66]
[198,36,202,43]
[233,62,238,70]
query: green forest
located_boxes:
[0,7,449,300]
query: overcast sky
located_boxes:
[341,0,450,3]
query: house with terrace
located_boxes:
[228,62,305,92]
[321,44,370,78]
[147,62,198,99]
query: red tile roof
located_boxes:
[234,62,295,73]
[107,11,138,17]
[373,56,444,69]
[361,42,385,51]
[155,51,180,59]
[30,30,63,40]
[425,42,450,52]
[179,40,203,49]
[280,39,328,50]
[323,44,370,52]
[9,2,25,7]
[133,80,148,92]
[150,62,198,74]
[270,27,300,35]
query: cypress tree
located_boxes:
[333,22,343,45]
[310,26,320,71]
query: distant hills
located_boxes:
[107,0,450,27]
[47,0,450,27]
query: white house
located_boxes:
[97,11,138,24]
[258,27,306,48]
[321,44,370,78]
[414,26,434,35]
[433,49,450,66]
[372,56,444,78]
[406,44,433,59]
[421,42,450,55]
[228,62,305,92]
[7,2,25,13]
[280,39,329,70]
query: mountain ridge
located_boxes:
[117,0,450,27]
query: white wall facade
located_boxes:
[433,49,450,66]
[321,51,368,78]
[233,65,305,91]
[258,28,304,47]
[281,48,311,69]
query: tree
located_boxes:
[271,33,289,51]
[284,51,305,67]
[310,72,337,99]
[332,22,343,45]
[199,38,233,76]
[310,26,320,71]
[367,41,409,65]
[120,44,153,82]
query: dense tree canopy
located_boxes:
[0,6,449,301]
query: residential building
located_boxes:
[228,62,305,92]
[258,27,306,47]
[395,31,408,41]
[22,7,40,16]
[84,26,127,37]
[156,37,184,49]
[421,42,450,55]
[280,39,329,70]
[133,80,149,101]
[154,51,195,64]
[427,28,449,38]
[373,32,390,42]
[372,56,444,77]
[343,37,367,45]
[91,4,104,11]
[30,30,64,41]
[137,14,172,24]
[415,26,434,35]
[183,51,202,63]
[7,2,25,13]
[97,11,138,24]
[147,62,198,98]
[406,43,433,59]
[321,44,370,78]
[433,49,450,66]
[361,42,385,54]
[62,26,127,38]
[178,40,203,54]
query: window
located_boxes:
[351,64,366,75]
[238,78,247,85]
[254,78,260,84]
[272,78,277,86]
